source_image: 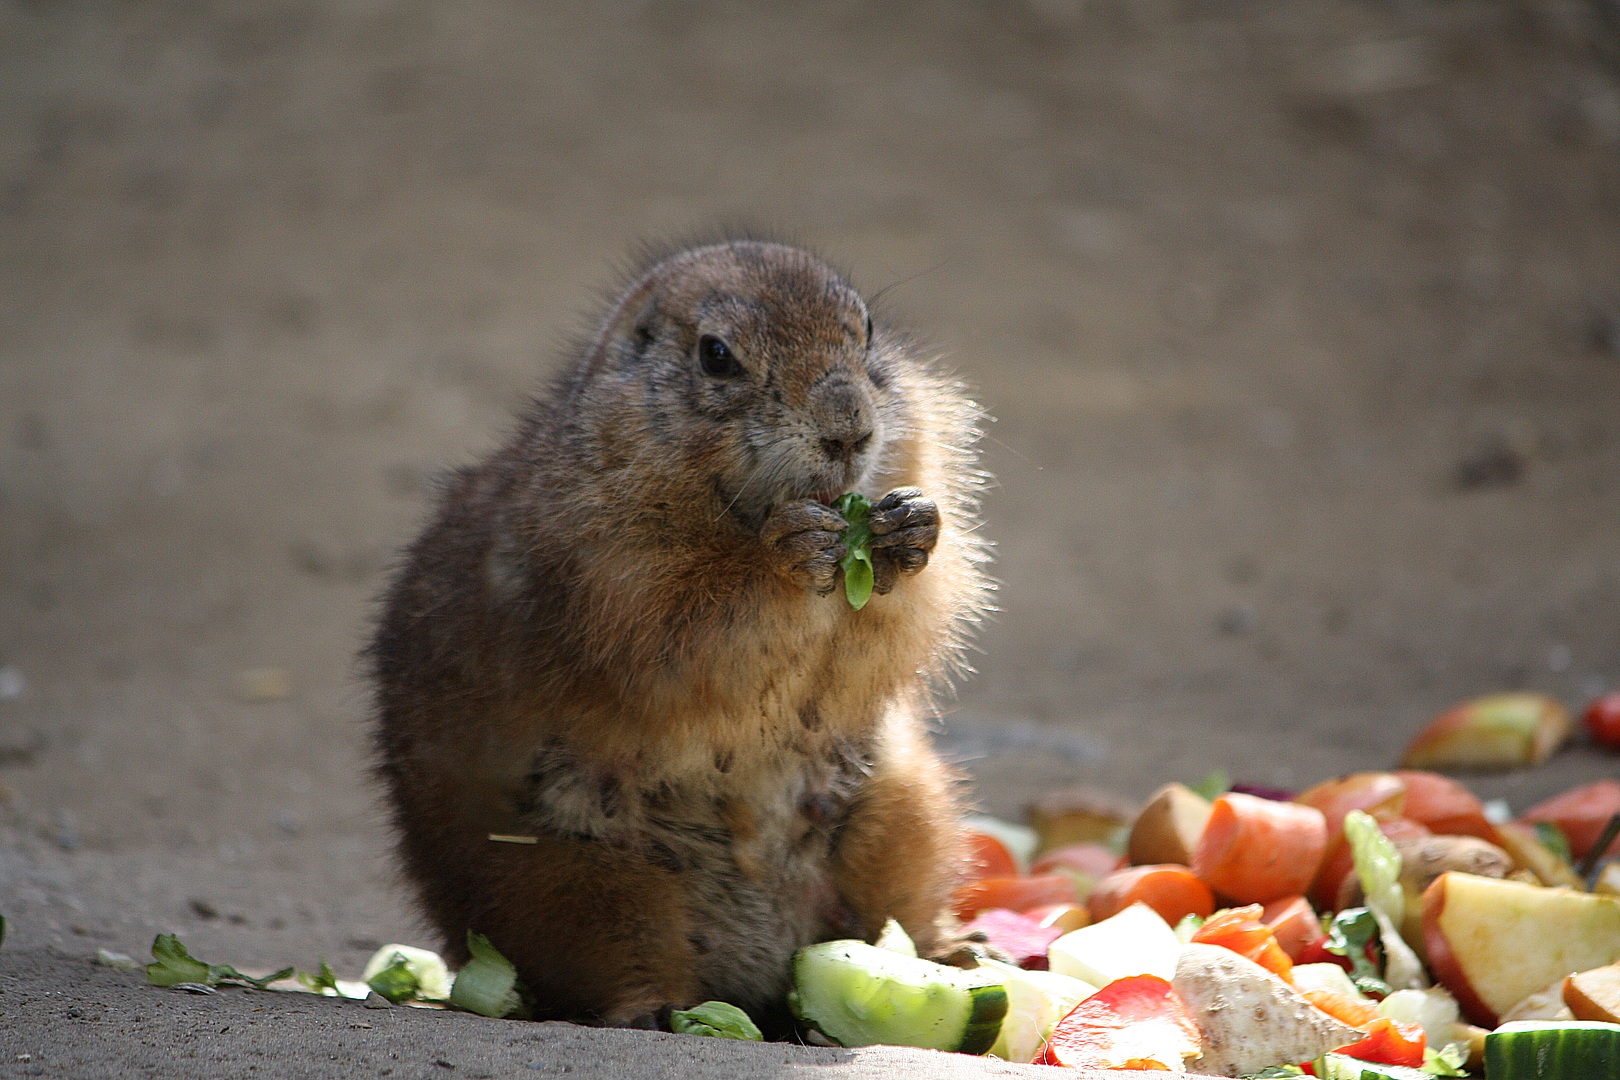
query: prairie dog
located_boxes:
[369,237,991,1028]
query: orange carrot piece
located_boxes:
[951,873,1079,921]
[1191,904,1295,982]
[963,829,1019,881]
[1192,792,1328,904]
[1303,989,1380,1030]
[1088,864,1216,925]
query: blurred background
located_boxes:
[2,0,1617,975]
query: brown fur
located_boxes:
[368,238,992,1028]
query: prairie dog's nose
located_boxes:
[811,378,875,461]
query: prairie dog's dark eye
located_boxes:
[697,334,741,378]
[865,313,874,345]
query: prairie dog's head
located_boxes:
[576,240,907,526]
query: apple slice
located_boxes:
[1399,692,1572,770]
[1048,901,1181,987]
[1422,871,1620,1026]
[1393,770,1501,842]
[1127,782,1213,866]
[1519,778,1620,862]
[1565,962,1620,1024]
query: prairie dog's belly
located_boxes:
[516,730,871,1010]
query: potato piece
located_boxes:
[1027,786,1138,854]
[1396,835,1513,892]
[1565,962,1620,1024]
[1386,834,1513,949]
[1127,782,1213,866]
[1599,863,1620,898]
[1171,943,1362,1077]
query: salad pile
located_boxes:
[787,691,1620,1076]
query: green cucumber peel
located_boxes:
[669,1001,763,1040]
[832,493,876,610]
[146,933,293,990]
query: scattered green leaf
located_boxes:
[146,933,292,990]
[1323,908,1389,999]
[297,960,341,996]
[832,493,875,610]
[1422,1041,1469,1076]
[669,1000,763,1040]
[1189,769,1232,802]
[449,931,530,1019]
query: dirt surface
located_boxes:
[2,0,1618,1074]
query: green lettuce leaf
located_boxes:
[669,1000,764,1040]
[449,931,531,1019]
[1323,908,1389,998]
[146,934,292,990]
[833,493,875,610]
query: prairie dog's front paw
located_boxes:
[868,488,938,595]
[760,499,847,594]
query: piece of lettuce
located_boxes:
[1323,908,1389,998]
[1343,811,1428,990]
[146,934,292,990]
[1343,810,1403,927]
[669,1000,764,1040]
[832,493,875,610]
[362,943,452,1003]
[449,931,531,1019]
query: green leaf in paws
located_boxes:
[832,492,875,610]
[669,1000,763,1040]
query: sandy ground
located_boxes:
[2,0,1619,1074]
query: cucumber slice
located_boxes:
[787,940,1007,1054]
[1484,1019,1620,1079]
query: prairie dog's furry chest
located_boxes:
[517,724,872,1008]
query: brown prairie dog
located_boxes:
[368,237,992,1028]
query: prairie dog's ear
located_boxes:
[583,284,661,377]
